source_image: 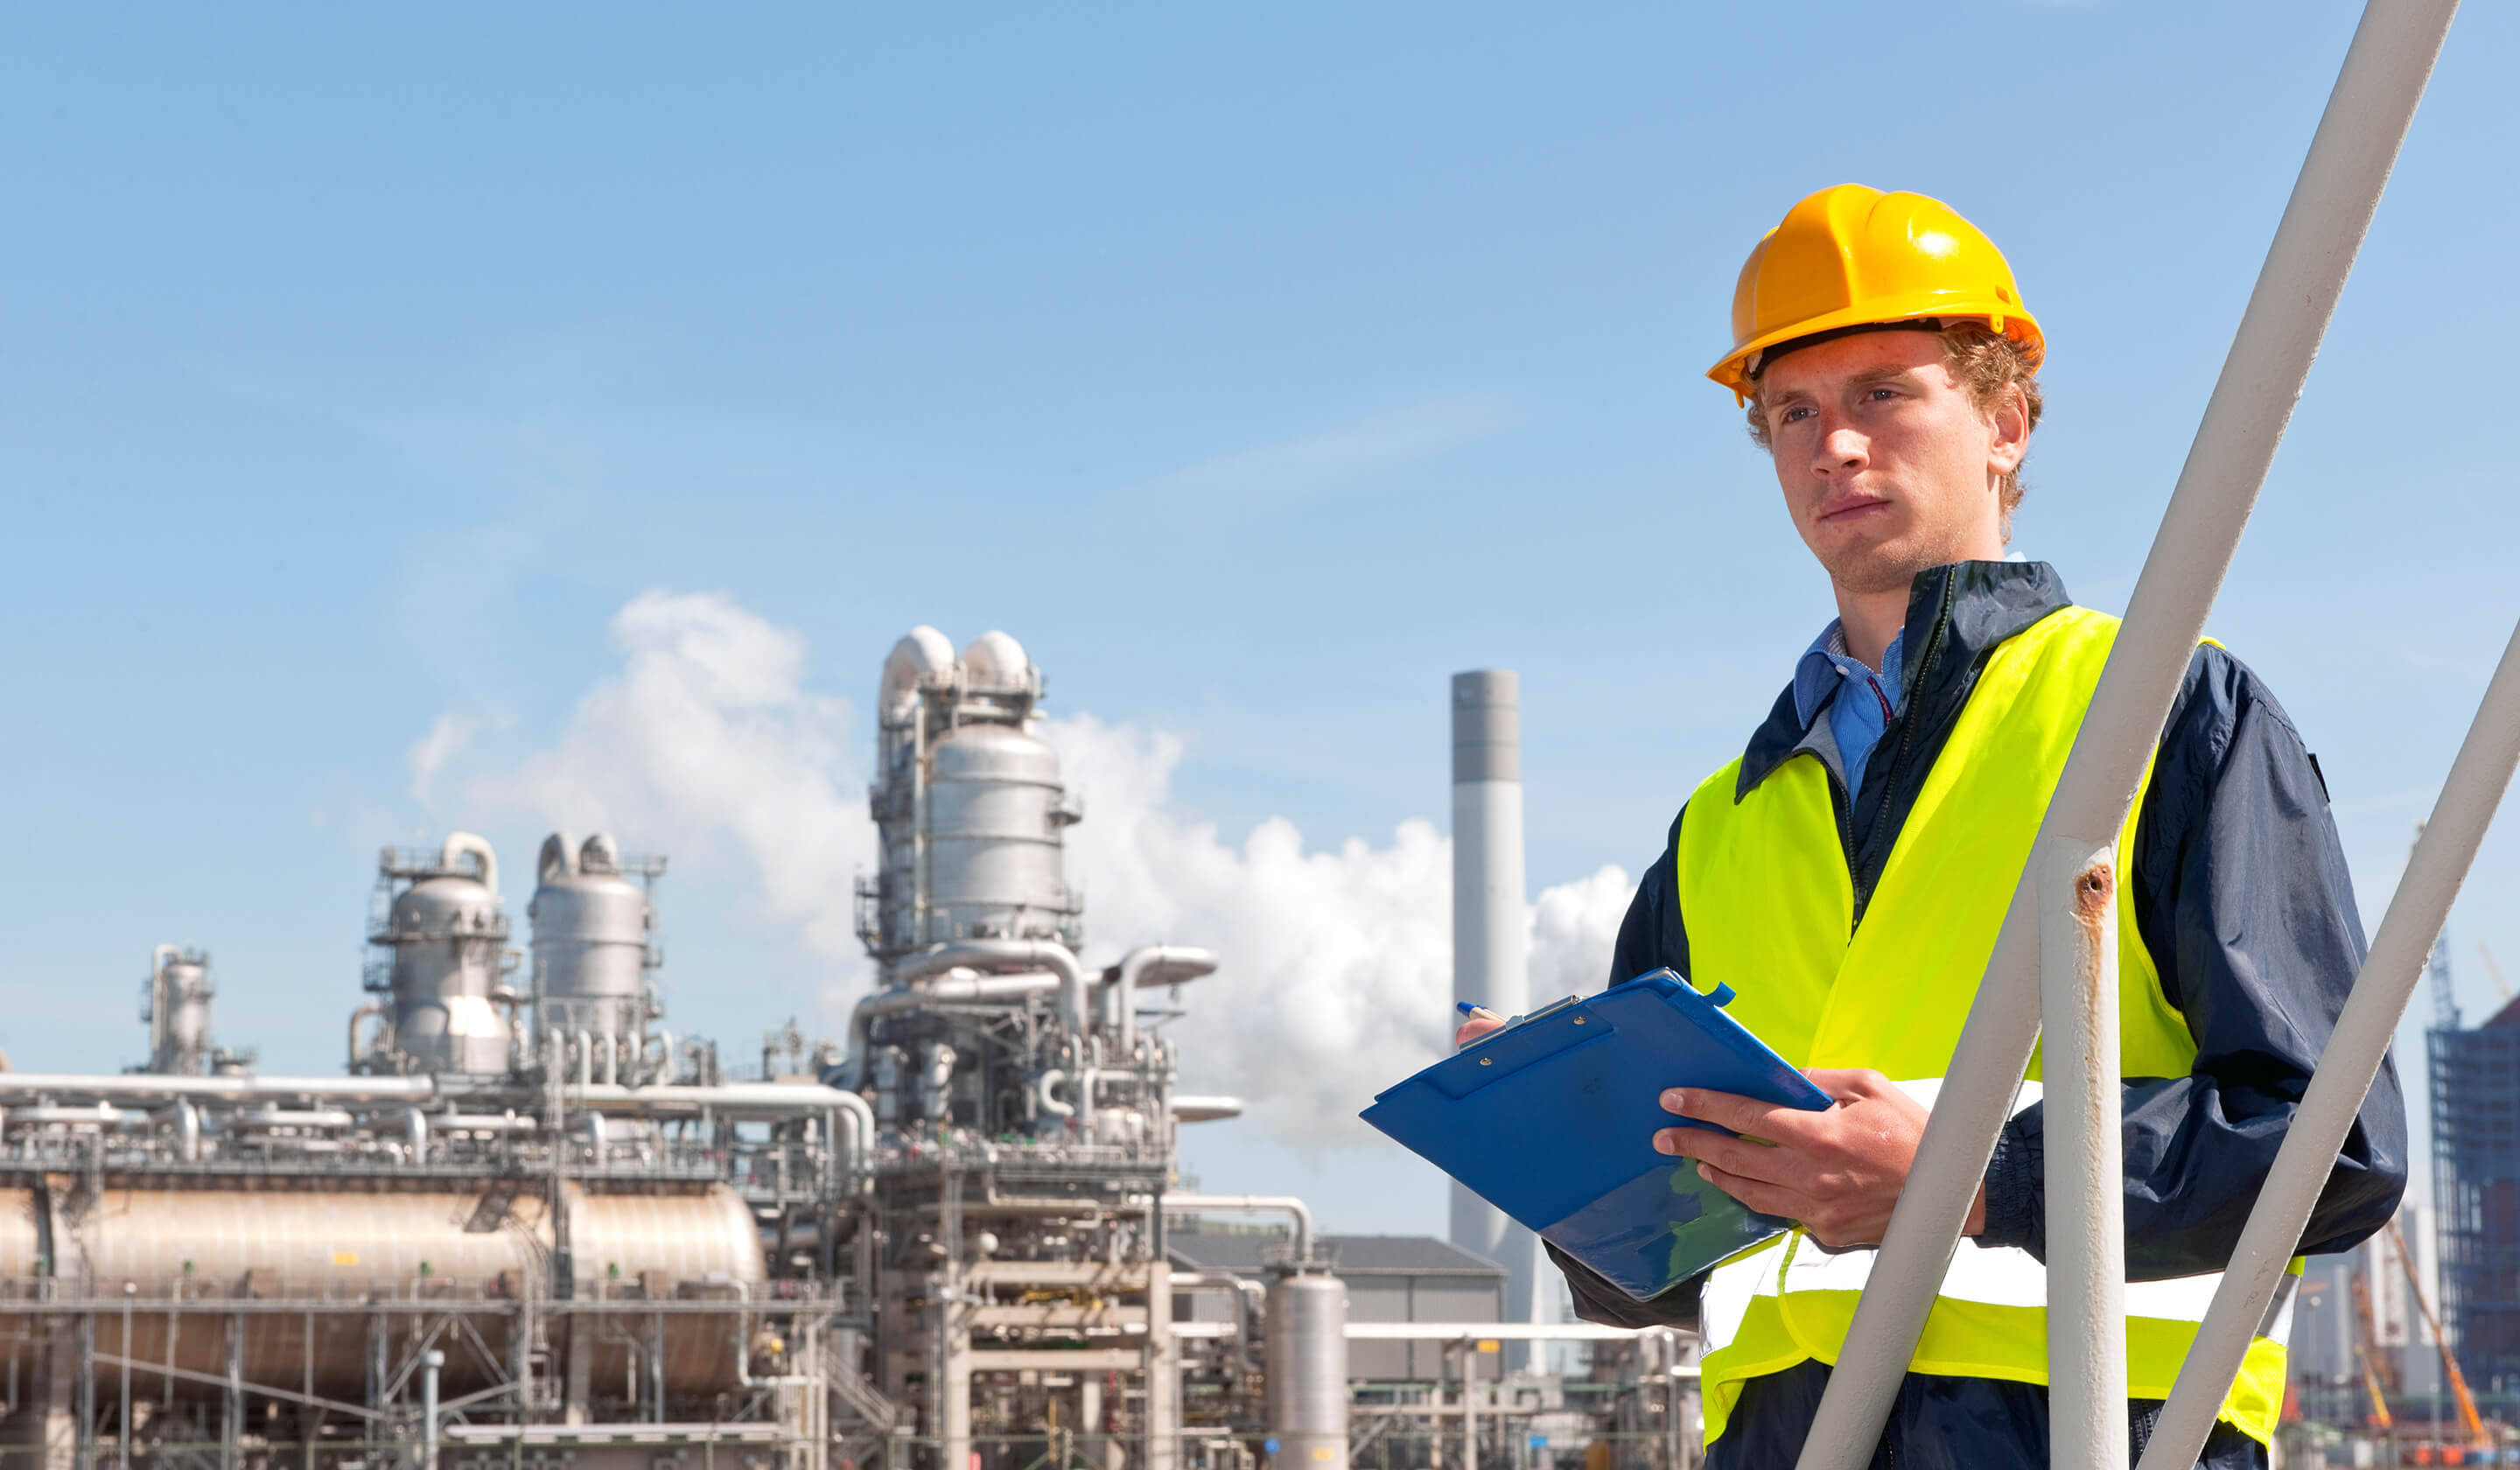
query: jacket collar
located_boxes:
[1735,560,2072,802]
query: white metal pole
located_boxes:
[2039,837,2127,1464]
[2132,613,2520,1470]
[1791,2,2459,1465]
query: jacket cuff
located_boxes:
[1978,1116,2043,1254]
[1545,1240,1701,1331]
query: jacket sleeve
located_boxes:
[1553,808,1708,1329]
[1976,645,2410,1276]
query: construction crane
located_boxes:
[2349,1272,2396,1429]
[2476,940,2515,1004]
[2386,1218,2488,1453]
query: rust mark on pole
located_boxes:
[2042,837,2126,1466]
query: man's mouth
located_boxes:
[1817,497,1893,527]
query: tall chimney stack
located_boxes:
[1451,670,1540,1362]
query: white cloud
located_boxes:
[1043,712,1635,1147]
[407,712,480,802]
[1530,863,1638,1002]
[444,592,1637,1150]
[460,591,874,968]
[1142,396,1519,511]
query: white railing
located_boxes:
[1791,2,2475,1466]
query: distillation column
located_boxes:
[1450,670,1541,1364]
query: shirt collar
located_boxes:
[1734,560,2073,804]
[1790,620,1905,730]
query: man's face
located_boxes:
[1756,331,2026,596]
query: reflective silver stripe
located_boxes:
[1699,1077,2257,1355]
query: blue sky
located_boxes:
[4,3,2516,1235]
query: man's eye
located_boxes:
[1781,405,1815,424]
[1866,387,1898,402]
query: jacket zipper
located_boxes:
[1848,580,1956,928]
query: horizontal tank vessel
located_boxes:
[10,1182,762,1403]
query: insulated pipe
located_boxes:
[0,1072,872,1120]
[892,941,1088,1039]
[346,1004,386,1070]
[1795,3,2460,1465]
[404,1107,430,1164]
[172,1101,199,1163]
[1036,1069,1075,1119]
[0,1073,452,1105]
[844,971,1065,1083]
[440,832,498,895]
[2135,612,2520,1470]
[1110,946,1219,1060]
[421,1350,444,1470]
[1161,1194,1315,1264]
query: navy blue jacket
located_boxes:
[1551,562,2408,1469]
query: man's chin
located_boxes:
[1820,548,1941,598]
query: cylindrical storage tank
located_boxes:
[924,724,1075,947]
[56,1187,550,1400]
[159,954,214,1074]
[529,833,653,1057]
[568,1184,766,1394]
[1265,1272,1349,1470]
[35,1181,766,1405]
[387,847,512,1076]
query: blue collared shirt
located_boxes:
[1790,620,1905,800]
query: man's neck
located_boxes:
[1832,582,1911,674]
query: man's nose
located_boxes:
[1814,422,1868,476]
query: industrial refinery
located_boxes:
[0,629,1693,1470]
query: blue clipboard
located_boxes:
[1359,969,1833,1302]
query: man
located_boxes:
[1460,186,2405,1467]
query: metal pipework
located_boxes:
[1795,3,2460,1463]
[347,1003,387,1070]
[0,1073,455,1105]
[421,1349,444,1470]
[2136,610,2520,1469]
[845,970,1065,1082]
[1110,945,1219,1058]
[894,941,1089,1037]
[1161,1194,1315,1264]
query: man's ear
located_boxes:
[1986,384,2031,477]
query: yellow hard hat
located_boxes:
[1706,183,2043,398]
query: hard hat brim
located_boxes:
[1706,294,2044,398]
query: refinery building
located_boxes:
[0,629,1695,1470]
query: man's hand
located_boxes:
[1652,1068,1988,1250]
[1453,1008,1504,1047]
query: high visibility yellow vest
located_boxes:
[1674,605,2292,1447]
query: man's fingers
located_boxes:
[1689,1159,1802,1221]
[1662,1086,1828,1144]
[1452,1012,1505,1047]
[1802,1067,1898,1102]
[1653,1126,1798,1186]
